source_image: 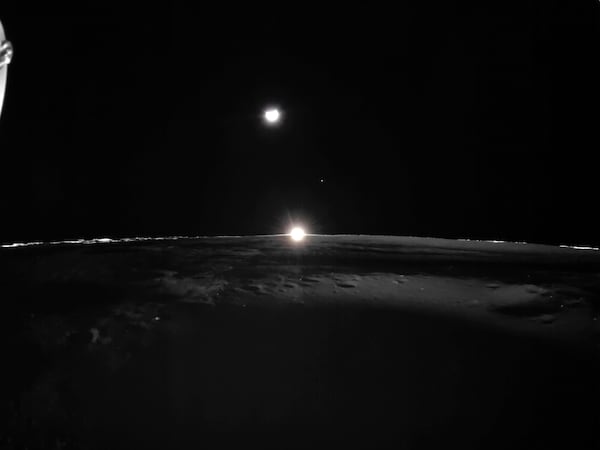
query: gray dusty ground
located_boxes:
[1,235,599,449]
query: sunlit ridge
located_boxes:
[1,234,598,251]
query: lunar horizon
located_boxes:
[1,7,599,449]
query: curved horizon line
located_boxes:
[1,234,598,252]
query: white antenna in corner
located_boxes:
[0,19,14,119]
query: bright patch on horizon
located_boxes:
[0,236,196,249]
[289,227,306,242]
[560,244,600,251]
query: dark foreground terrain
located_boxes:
[1,235,599,449]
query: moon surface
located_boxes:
[1,234,599,449]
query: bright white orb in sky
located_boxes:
[264,108,281,124]
[289,227,306,242]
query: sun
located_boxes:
[289,227,306,242]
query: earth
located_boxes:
[1,234,599,449]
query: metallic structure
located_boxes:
[0,19,13,118]
[0,39,12,69]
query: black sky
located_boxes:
[0,3,599,245]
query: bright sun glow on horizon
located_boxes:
[289,227,306,242]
